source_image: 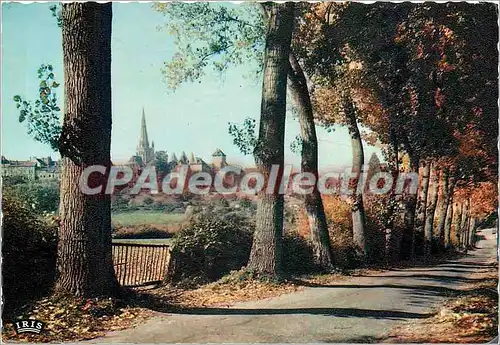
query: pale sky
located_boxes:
[1,2,382,170]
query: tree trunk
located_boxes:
[444,195,454,249]
[385,129,399,263]
[247,2,294,277]
[423,163,439,255]
[402,151,419,260]
[288,53,333,270]
[454,202,463,248]
[414,161,431,255]
[468,217,476,247]
[460,199,470,249]
[342,92,367,261]
[55,3,118,296]
[436,169,454,250]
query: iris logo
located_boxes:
[14,319,45,334]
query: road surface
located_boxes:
[97,228,497,343]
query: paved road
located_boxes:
[97,228,497,343]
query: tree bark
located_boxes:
[468,217,476,247]
[385,129,399,263]
[342,92,367,260]
[454,202,463,248]
[436,169,454,250]
[401,149,419,260]
[288,53,333,270]
[460,199,470,249]
[423,163,439,255]
[414,160,431,255]
[55,3,118,296]
[444,195,454,249]
[247,2,294,277]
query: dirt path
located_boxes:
[95,228,497,343]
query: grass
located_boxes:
[112,238,172,245]
[112,212,185,227]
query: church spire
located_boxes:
[139,107,150,148]
[136,107,154,164]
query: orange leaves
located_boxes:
[455,125,488,161]
[322,195,352,231]
[469,182,497,217]
[312,86,342,125]
[296,207,310,238]
[437,59,455,73]
[434,87,445,108]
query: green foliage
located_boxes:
[111,194,129,212]
[166,214,254,285]
[154,150,170,176]
[238,197,255,210]
[49,4,62,27]
[143,196,154,206]
[2,175,29,187]
[289,135,303,155]
[2,194,58,315]
[13,64,62,151]
[227,117,257,155]
[154,2,265,90]
[112,224,173,240]
[3,180,60,215]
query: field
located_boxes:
[112,211,185,227]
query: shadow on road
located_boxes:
[171,306,432,320]
[358,274,489,283]
[391,268,489,274]
[320,335,387,343]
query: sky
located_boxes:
[1,2,382,170]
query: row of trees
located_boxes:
[153,2,498,276]
[12,2,498,296]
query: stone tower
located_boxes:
[212,148,227,169]
[136,108,155,164]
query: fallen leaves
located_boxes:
[143,270,302,309]
[1,296,153,343]
[385,263,498,343]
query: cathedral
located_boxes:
[129,108,155,166]
[128,108,229,173]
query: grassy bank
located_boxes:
[112,211,184,227]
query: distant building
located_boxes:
[135,108,155,165]
[212,148,227,169]
[1,155,60,180]
[128,108,231,176]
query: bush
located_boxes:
[143,196,154,205]
[282,232,319,274]
[112,224,174,239]
[364,194,405,263]
[239,198,255,210]
[2,195,58,316]
[165,214,253,286]
[323,196,359,268]
[4,180,60,214]
[111,194,129,212]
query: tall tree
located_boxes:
[436,167,455,249]
[342,91,367,258]
[155,2,333,272]
[55,2,118,296]
[443,195,454,249]
[247,2,295,276]
[288,53,334,269]
[154,150,170,177]
[423,163,439,254]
